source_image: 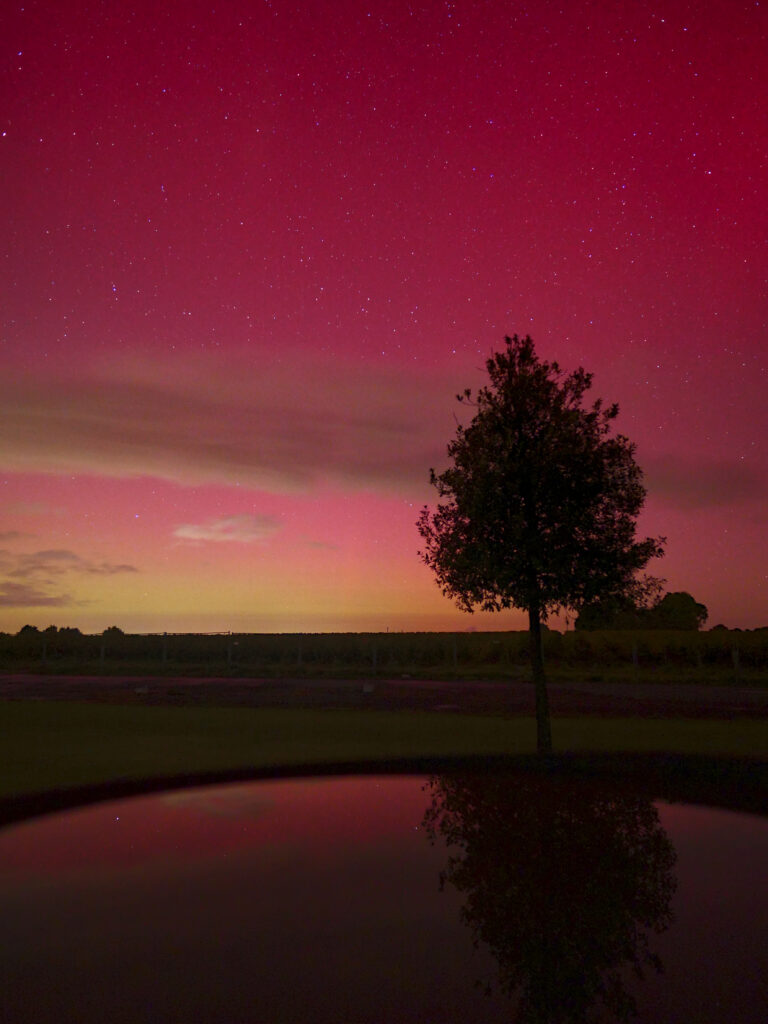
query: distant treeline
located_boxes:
[2,622,767,677]
[575,591,709,631]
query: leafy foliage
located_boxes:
[576,590,708,631]
[417,335,665,621]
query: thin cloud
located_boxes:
[0,354,459,497]
[0,582,72,608]
[4,549,138,580]
[173,514,282,543]
[302,539,339,551]
[3,502,55,516]
[0,531,32,542]
[86,562,139,575]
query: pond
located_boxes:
[1,760,767,1023]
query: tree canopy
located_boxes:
[418,335,665,751]
[576,590,708,631]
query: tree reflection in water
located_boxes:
[422,771,677,1023]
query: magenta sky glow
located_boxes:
[1,0,766,632]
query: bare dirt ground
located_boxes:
[2,673,767,717]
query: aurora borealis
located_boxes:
[1,0,765,632]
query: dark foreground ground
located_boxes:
[2,673,768,717]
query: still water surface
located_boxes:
[1,771,767,1023]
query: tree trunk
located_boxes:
[528,603,553,754]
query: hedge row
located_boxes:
[2,628,767,673]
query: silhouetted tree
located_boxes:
[646,591,708,630]
[574,593,655,631]
[422,771,677,1022]
[576,590,707,631]
[417,335,665,752]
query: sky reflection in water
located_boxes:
[1,773,767,1023]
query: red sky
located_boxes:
[1,0,766,633]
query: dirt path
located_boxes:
[2,673,767,717]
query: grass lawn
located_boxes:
[2,700,768,800]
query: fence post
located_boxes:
[227,633,233,668]
[100,638,106,663]
[452,636,458,669]
[732,645,740,680]
[372,645,377,673]
[162,633,168,664]
[41,639,47,666]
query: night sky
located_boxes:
[2,0,766,633]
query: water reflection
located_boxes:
[2,766,768,1023]
[423,772,677,1022]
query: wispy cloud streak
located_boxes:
[173,514,281,543]
[0,582,73,608]
[0,549,138,580]
[0,355,452,496]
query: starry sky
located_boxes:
[1,0,766,634]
